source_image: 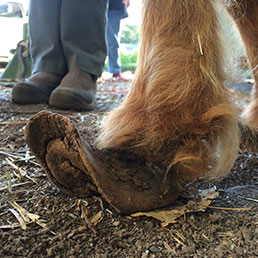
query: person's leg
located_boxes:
[12,0,66,104]
[29,0,66,75]
[49,0,108,110]
[106,10,123,76]
[60,0,107,77]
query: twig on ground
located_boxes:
[0,181,33,192]
[81,206,97,234]
[0,121,27,126]
[8,201,47,229]
[244,197,258,203]
[7,171,13,194]
[9,208,27,230]
[0,149,41,166]
[0,150,25,159]
[207,206,252,211]
[6,158,37,184]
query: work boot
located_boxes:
[12,72,62,104]
[49,69,97,111]
[25,111,181,214]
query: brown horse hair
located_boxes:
[97,0,239,184]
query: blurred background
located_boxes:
[0,0,253,84]
[0,0,142,78]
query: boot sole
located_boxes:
[12,81,52,104]
[49,89,95,111]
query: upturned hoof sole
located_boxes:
[25,111,181,214]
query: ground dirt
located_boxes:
[0,79,257,258]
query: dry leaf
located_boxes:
[199,188,219,199]
[90,211,103,225]
[131,188,219,227]
[131,207,187,227]
[8,201,45,229]
[27,213,40,222]
[36,220,47,228]
[9,208,26,230]
[9,201,40,222]
[9,202,30,223]
[77,225,87,232]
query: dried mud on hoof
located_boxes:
[25,111,181,214]
[25,111,97,197]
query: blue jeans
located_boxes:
[106,10,123,74]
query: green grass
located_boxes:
[105,50,138,73]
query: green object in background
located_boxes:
[121,63,136,72]
[1,23,32,80]
[120,50,138,72]
[1,47,32,79]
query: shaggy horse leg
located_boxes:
[97,0,239,181]
[227,0,258,127]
